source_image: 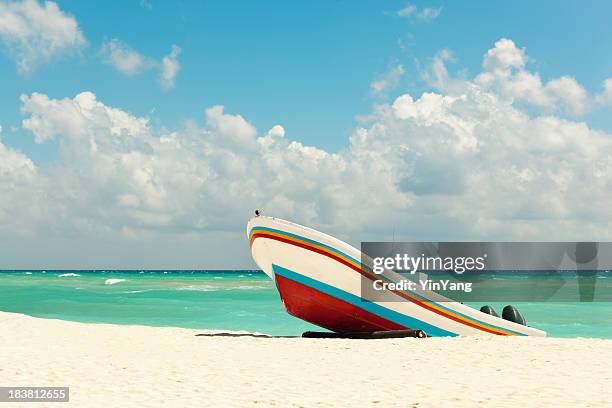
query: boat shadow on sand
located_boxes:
[195,333,297,338]
[195,329,427,339]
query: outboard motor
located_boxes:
[479,305,499,317]
[502,305,526,326]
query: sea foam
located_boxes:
[229,285,269,290]
[104,278,126,285]
[176,285,218,292]
[58,273,81,277]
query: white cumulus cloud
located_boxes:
[99,39,153,75]
[159,44,181,89]
[596,78,612,106]
[99,40,181,90]
[11,86,612,244]
[482,37,526,71]
[3,37,612,267]
[397,3,441,22]
[0,0,86,74]
[419,38,591,117]
[205,105,257,148]
[371,64,405,96]
[0,138,35,178]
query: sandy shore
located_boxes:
[1,312,611,407]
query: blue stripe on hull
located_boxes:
[272,264,457,337]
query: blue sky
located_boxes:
[2,0,612,268]
[3,0,612,160]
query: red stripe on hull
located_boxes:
[251,232,358,272]
[275,273,407,333]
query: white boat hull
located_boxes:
[248,216,546,337]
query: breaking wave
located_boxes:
[104,278,126,285]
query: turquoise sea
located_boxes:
[1,270,611,338]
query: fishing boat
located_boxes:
[247,215,546,337]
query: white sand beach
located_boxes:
[1,312,611,408]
